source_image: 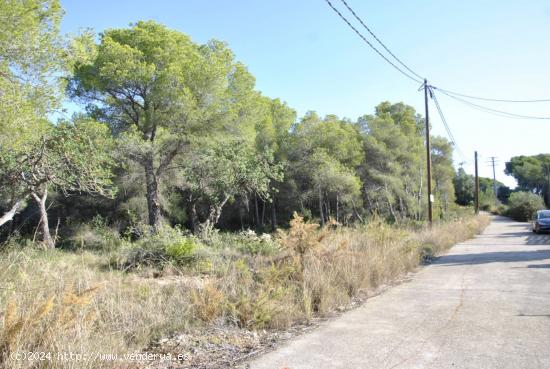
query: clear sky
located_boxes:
[59,0,550,187]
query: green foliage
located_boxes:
[282,113,364,224]
[358,102,425,221]
[202,231,279,256]
[124,225,200,268]
[431,136,456,218]
[479,188,497,212]
[0,0,65,213]
[69,21,264,229]
[63,215,124,251]
[38,117,116,195]
[505,154,550,206]
[164,239,197,262]
[495,204,508,216]
[0,0,64,80]
[453,168,474,206]
[0,13,487,249]
[506,192,545,222]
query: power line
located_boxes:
[324,0,422,84]
[432,87,550,103]
[429,87,468,161]
[438,90,550,120]
[338,0,424,81]
[330,0,550,103]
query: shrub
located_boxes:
[494,204,508,215]
[277,212,327,270]
[123,225,200,269]
[204,231,279,256]
[63,215,124,251]
[164,238,197,263]
[506,192,545,221]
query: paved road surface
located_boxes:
[249,216,550,369]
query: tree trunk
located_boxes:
[270,196,277,231]
[350,199,364,223]
[254,193,260,230]
[335,194,339,224]
[200,195,230,234]
[144,153,161,231]
[186,197,198,233]
[32,190,54,249]
[0,200,23,228]
[384,183,398,223]
[261,198,266,227]
[318,186,325,226]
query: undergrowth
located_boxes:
[0,213,490,368]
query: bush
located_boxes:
[123,225,200,268]
[506,192,545,221]
[63,216,124,251]
[494,204,508,215]
[205,231,280,256]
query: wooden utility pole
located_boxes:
[424,79,433,225]
[475,151,480,215]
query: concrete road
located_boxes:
[249,216,550,369]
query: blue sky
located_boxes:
[59,0,550,187]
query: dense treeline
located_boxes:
[505,154,550,206]
[0,1,473,248]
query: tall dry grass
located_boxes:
[0,250,193,369]
[300,215,490,316]
[0,213,489,368]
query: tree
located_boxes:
[69,21,260,231]
[175,140,282,234]
[309,150,362,224]
[254,98,296,229]
[5,118,115,247]
[505,154,550,206]
[0,0,65,227]
[507,192,545,222]
[431,136,456,217]
[453,167,474,206]
[285,113,364,224]
[358,102,425,222]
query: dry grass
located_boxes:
[0,251,193,369]
[0,213,490,368]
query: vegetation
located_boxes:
[506,154,550,206]
[0,0,529,367]
[0,213,489,368]
[1,4,465,242]
[505,192,545,222]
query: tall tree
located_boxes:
[453,167,475,206]
[286,112,363,224]
[358,102,425,221]
[5,118,116,247]
[505,154,550,206]
[0,0,65,226]
[254,98,296,229]
[431,136,456,217]
[69,21,260,231]
[174,139,282,234]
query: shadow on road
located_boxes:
[434,216,550,265]
[433,249,550,266]
[490,232,550,245]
